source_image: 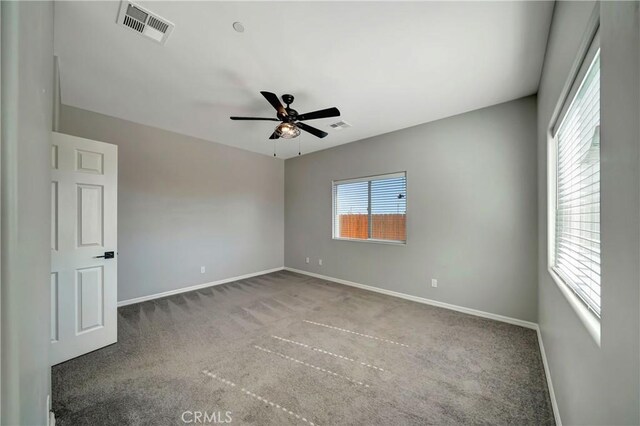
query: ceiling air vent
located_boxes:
[329,121,352,130]
[117,1,174,45]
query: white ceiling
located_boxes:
[54,1,554,159]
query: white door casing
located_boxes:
[50,132,117,365]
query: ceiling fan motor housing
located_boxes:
[285,109,298,121]
[281,95,298,121]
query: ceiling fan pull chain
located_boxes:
[273,140,276,157]
[298,133,301,156]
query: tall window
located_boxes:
[552,46,601,316]
[333,172,407,243]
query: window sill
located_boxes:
[547,268,601,347]
[332,237,406,246]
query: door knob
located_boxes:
[95,251,115,259]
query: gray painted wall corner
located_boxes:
[59,105,285,303]
[285,96,539,323]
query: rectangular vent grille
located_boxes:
[329,121,352,130]
[123,15,144,33]
[117,1,174,45]
[147,16,169,33]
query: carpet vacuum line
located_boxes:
[253,345,370,388]
[271,335,386,372]
[302,320,409,348]
[202,370,317,426]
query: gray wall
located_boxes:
[1,1,54,424]
[59,105,284,303]
[285,96,538,322]
[537,2,640,424]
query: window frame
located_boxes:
[547,17,601,346]
[332,171,407,245]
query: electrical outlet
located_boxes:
[431,278,438,288]
[305,257,310,264]
[318,259,323,266]
[200,266,206,274]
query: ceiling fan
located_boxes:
[230,91,340,139]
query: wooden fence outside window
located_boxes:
[338,214,406,241]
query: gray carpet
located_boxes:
[52,271,554,425]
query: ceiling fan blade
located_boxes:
[269,132,280,140]
[297,107,340,121]
[230,116,280,121]
[260,91,288,117]
[296,122,328,138]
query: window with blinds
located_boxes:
[333,172,407,243]
[552,48,601,317]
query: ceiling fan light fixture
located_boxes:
[275,122,301,139]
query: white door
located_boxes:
[50,132,118,365]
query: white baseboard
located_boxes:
[284,267,537,330]
[536,327,562,425]
[117,267,285,307]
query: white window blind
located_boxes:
[553,49,601,316]
[333,172,406,243]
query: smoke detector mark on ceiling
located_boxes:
[117,1,174,45]
[329,121,351,130]
[232,22,245,33]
